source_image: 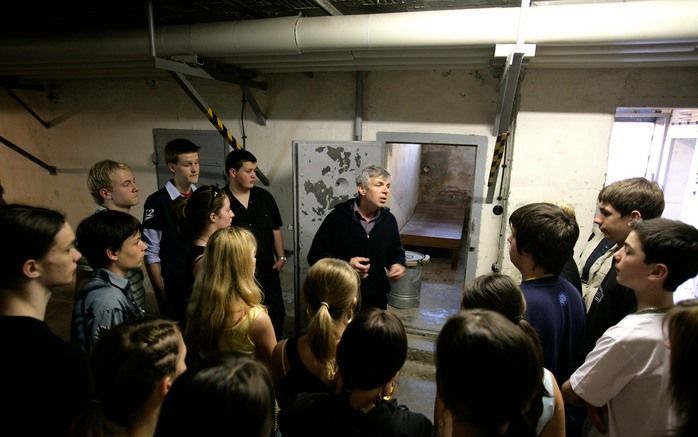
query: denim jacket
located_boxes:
[71,268,144,353]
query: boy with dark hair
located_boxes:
[0,204,89,435]
[508,202,585,383]
[224,148,287,339]
[143,138,200,320]
[597,177,665,221]
[576,178,664,365]
[563,218,698,437]
[72,210,146,352]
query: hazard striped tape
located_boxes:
[487,132,508,188]
[207,107,238,149]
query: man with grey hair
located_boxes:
[308,165,406,310]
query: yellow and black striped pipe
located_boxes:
[487,132,508,188]
[207,106,270,185]
[207,107,238,149]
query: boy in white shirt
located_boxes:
[562,218,698,437]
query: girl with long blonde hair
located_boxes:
[270,258,359,409]
[185,227,276,366]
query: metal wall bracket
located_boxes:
[3,87,51,128]
[493,52,524,136]
[312,0,343,16]
[0,135,57,175]
[153,57,267,90]
[169,71,270,186]
[241,86,267,126]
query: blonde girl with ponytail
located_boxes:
[270,258,359,409]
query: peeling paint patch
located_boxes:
[304,179,335,217]
[325,147,352,173]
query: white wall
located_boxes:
[385,142,421,229]
[498,68,698,277]
[2,67,698,285]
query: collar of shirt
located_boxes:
[352,198,381,223]
[96,268,131,293]
[165,180,197,201]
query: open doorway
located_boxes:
[292,133,487,336]
[381,133,486,335]
[607,107,698,301]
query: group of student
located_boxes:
[489,178,698,437]
[1,137,698,437]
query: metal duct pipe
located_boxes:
[158,1,698,56]
[0,1,696,62]
[0,1,696,77]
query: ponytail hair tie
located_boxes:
[320,302,330,311]
[515,315,524,323]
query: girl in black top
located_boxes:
[279,308,433,437]
[270,258,360,409]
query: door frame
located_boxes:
[376,131,488,285]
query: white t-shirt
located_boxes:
[536,368,556,435]
[570,310,673,437]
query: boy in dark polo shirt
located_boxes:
[143,138,200,320]
[224,149,287,339]
[508,202,585,383]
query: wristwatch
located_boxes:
[279,256,287,262]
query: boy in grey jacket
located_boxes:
[71,210,146,352]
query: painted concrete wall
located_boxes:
[386,142,421,229]
[498,68,698,278]
[2,67,698,288]
[419,144,476,207]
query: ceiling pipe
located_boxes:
[156,1,698,57]
[0,1,696,76]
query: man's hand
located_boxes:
[586,402,608,434]
[272,258,286,271]
[349,257,371,278]
[386,263,406,280]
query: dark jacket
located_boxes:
[308,198,405,309]
[279,392,434,437]
[0,316,89,436]
[71,268,144,353]
[575,264,636,367]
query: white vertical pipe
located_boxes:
[354,71,364,141]
[515,0,530,53]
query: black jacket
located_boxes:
[279,392,434,437]
[308,198,406,309]
[575,262,636,367]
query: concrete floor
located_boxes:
[387,243,466,422]
[44,242,465,424]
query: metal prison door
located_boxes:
[292,141,383,334]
